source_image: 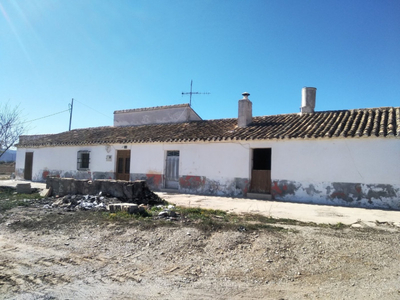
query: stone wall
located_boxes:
[46,177,162,204]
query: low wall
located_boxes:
[46,177,162,204]
[0,162,15,175]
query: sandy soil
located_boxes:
[1,202,400,300]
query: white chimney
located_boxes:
[238,92,252,127]
[301,87,317,113]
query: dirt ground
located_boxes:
[1,200,400,300]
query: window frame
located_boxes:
[77,150,90,170]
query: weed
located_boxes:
[332,222,347,229]
[0,187,42,212]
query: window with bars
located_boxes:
[77,150,90,170]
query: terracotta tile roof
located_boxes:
[18,107,400,147]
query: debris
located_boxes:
[39,188,51,197]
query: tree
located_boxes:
[0,103,25,159]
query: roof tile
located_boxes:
[18,107,400,147]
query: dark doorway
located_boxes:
[116,150,131,181]
[250,148,271,194]
[24,152,33,180]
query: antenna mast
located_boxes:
[182,80,210,106]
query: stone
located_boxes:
[46,177,164,205]
[108,203,141,214]
[52,199,63,207]
[158,211,169,218]
[127,204,139,214]
[350,224,363,228]
[16,183,31,194]
[39,188,51,197]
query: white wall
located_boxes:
[16,137,400,186]
[251,138,399,185]
[16,145,115,180]
[114,106,201,126]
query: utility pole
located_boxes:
[182,80,210,106]
[68,98,74,131]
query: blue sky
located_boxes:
[1,0,399,135]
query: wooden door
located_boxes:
[24,152,33,180]
[250,148,271,194]
[116,150,131,181]
[250,170,271,193]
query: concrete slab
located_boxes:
[156,192,400,227]
[246,193,272,200]
[0,180,46,190]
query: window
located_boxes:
[77,150,90,170]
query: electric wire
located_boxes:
[20,109,70,124]
[74,99,112,119]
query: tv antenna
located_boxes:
[182,80,210,106]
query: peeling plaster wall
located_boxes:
[247,138,400,209]
[16,137,400,209]
[179,175,249,197]
[271,180,400,210]
[129,142,251,195]
[131,173,163,190]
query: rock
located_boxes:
[158,211,169,218]
[16,183,31,194]
[51,199,63,208]
[62,196,71,204]
[39,188,51,197]
[109,203,142,214]
[80,202,94,210]
[127,204,139,214]
[351,224,363,228]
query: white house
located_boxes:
[15,88,400,209]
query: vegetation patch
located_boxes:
[0,187,41,212]
[2,189,349,233]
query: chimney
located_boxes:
[238,92,252,127]
[301,87,317,114]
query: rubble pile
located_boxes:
[47,192,120,211]
[46,177,164,205]
[43,194,181,220]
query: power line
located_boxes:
[74,99,112,119]
[21,109,70,124]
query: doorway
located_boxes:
[116,150,131,181]
[250,148,271,194]
[24,152,33,180]
[165,151,179,189]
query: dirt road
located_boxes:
[1,181,400,299]
[1,202,400,299]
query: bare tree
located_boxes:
[0,103,25,159]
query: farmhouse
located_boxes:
[15,88,400,209]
